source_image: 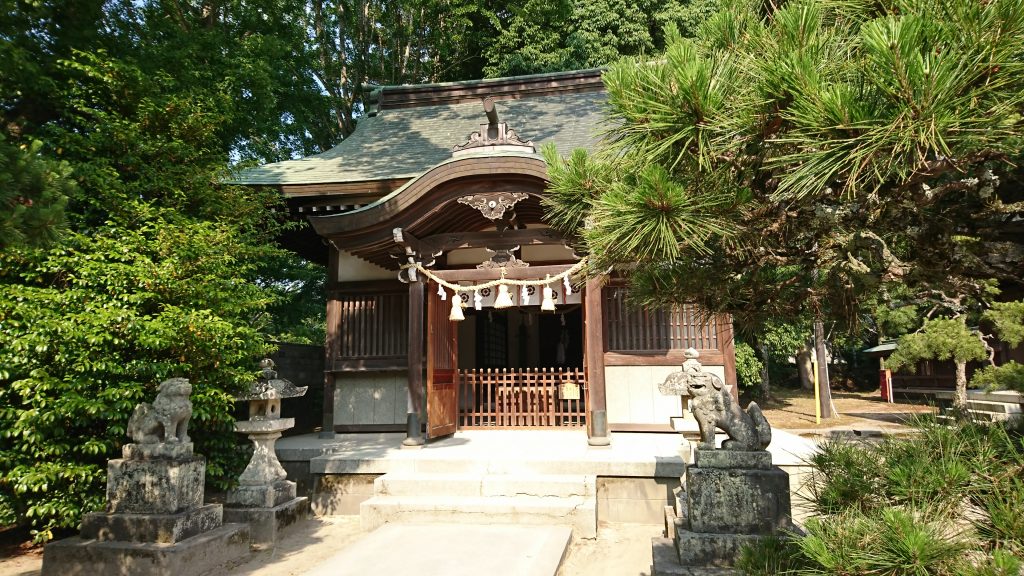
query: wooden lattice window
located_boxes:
[603,287,719,352]
[336,291,408,360]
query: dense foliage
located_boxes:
[0,0,325,541]
[738,418,1024,574]
[0,222,274,541]
[482,0,720,77]
[542,0,1024,373]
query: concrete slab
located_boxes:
[305,523,571,576]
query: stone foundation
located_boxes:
[42,523,250,576]
[80,503,222,544]
[223,497,310,549]
[653,448,793,576]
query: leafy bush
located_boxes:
[735,341,764,391]
[971,362,1024,393]
[805,440,884,515]
[741,418,1024,574]
[797,508,969,576]
[0,220,276,541]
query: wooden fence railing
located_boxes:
[457,367,587,428]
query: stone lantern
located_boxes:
[224,359,309,547]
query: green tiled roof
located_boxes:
[229,90,607,186]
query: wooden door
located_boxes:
[426,280,458,438]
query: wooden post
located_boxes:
[814,318,834,419]
[585,277,610,446]
[321,246,342,438]
[403,279,425,446]
[717,314,739,400]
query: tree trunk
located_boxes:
[954,359,968,413]
[796,342,814,391]
[756,341,771,400]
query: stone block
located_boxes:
[223,496,309,549]
[41,523,251,576]
[106,457,205,514]
[694,449,772,470]
[686,465,791,534]
[80,504,222,544]
[652,537,739,576]
[674,524,764,567]
[226,480,296,508]
[123,442,194,460]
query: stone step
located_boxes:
[360,494,597,538]
[964,400,1022,414]
[374,473,595,498]
[311,453,684,479]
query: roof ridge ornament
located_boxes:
[452,96,535,156]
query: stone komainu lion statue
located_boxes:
[660,350,771,451]
[128,378,193,444]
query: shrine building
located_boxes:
[232,69,737,446]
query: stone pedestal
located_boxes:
[42,442,250,576]
[224,416,309,549]
[653,449,793,576]
[223,496,310,549]
[106,455,204,514]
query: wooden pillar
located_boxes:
[585,277,610,446]
[717,314,738,400]
[402,279,425,446]
[321,246,341,438]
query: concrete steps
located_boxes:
[374,472,595,498]
[360,472,597,538]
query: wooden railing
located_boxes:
[457,368,587,428]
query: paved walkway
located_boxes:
[304,524,571,576]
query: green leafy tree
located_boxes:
[0,0,320,540]
[0,221,275,540]
[734,341,765,392]
[483,0,720,77]
[887,318,987,410]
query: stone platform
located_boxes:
[653,448,795,576]
[80,503,222,544]
[42,523,251,576]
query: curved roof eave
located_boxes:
[308,151,549,240]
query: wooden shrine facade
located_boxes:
[233,69,737,444]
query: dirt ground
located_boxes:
[0,527,41,576]
[759,388,936,432]
[0,389,936,575]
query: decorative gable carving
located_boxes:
[452,97,535,155]
[457,192,529,220]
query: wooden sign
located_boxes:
[560,381,581,400]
